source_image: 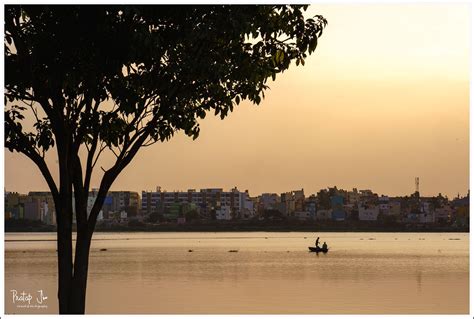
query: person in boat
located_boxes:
[315,237,320,248]
[322,242,328,251]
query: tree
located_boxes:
[184,209,199,221]
[145,212,160,223]
[4,5,327,314]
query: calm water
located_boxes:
[4,232,469,314]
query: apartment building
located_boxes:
[141,187,249,219]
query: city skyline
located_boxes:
[4,3,469,199]
[5,181,469,201]
[6,182,468,228]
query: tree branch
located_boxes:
[5,116,59,200]
[72,153,88,226]
[83,132,99,195]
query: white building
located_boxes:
[240,192,255,219]
[347,188,360,204]
[260,193,280,210]
[215,206,232,220]
[358,204,380,221]
[86,192,104,220]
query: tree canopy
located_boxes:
[4,5,327,313]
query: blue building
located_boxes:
[331,208,346,221]
[330,195,346,221]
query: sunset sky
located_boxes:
[4,3,470,199]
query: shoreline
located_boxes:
[5,220,469,233]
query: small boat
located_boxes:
[308,246,329,253]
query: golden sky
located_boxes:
[4,3,470,198]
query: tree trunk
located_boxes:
[68,223,92,314]
[55,135,119,313]
[56,202,93,314]
[56,196,73,314]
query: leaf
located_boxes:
[278,50,285,64]
[273,49,285,65]
[309,37,318,53]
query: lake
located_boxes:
[4,232,469,314]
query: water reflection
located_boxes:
[5,232,469,314]
[416,270,422,293]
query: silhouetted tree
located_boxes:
[5,5,327,314]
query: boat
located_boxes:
[308,246,329,253]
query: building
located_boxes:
[316,209,332,220]
[358,204,380,221]
[142,187,248,220]
[304,197,317,220]
[163,202,200,221]
[331,208,346,221]
[418,211,435,223]
[330,195,346,221]
[279,192,296,217]
[293,189,305,212]
[404,201,434,223]
[109,191,140,218]
[141,188,162,215]
[24,199,41,221]
[378,195,390,212]
[434,205,453,223]
[258,193,280,215]
[240,191,255,219]
[359,189,378,205]
[215,206,232,220]
[294,211,311,220]
[452,193,469,227]
[279,189,305,217]
[387,201,402,216]
[5,192,28,220]
[346,188,360,204]
[27,191,56,224]
[101,195,114,219]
